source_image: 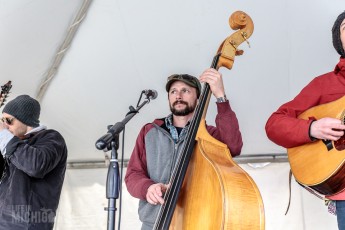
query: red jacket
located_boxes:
[266,58,345,148]
[265,57,345,200]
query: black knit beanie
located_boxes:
[332,11,345,58]
[2,95,40,127]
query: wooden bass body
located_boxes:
[170,119,265,229]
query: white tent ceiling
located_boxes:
[0,0,343,162]
[1,1,344,229]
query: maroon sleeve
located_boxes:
[206,101,243,157]
[265,78,323,148]
[125,124,155,200]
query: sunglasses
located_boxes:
[1,117,15,125]
[167,74,201,98]
[167,74,196,82]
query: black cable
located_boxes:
[116,127,125,230]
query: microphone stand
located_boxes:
[105,135,120,230]
[96,92,153,230]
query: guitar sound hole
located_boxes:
[334,135,345,151]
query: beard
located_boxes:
[170,100,196,116]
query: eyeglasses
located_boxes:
[1,117,15,125]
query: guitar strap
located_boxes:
[285,169,336,216]
[285,169,292,215]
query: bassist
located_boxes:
[125,68,243,229]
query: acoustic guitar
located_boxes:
[0,81,13,177]
[0,81,12,108]
[287,95,345,196]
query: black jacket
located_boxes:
[0,129,67,230]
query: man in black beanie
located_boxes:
[265,11,345,230]
[0,95,67,230]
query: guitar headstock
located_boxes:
[0,81,12,108]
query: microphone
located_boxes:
[95,89,157,151]
[95,123,125,150]
[142,89,158,100]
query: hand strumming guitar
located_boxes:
[310,117,345,141]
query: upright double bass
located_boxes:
[154,11,265,229]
